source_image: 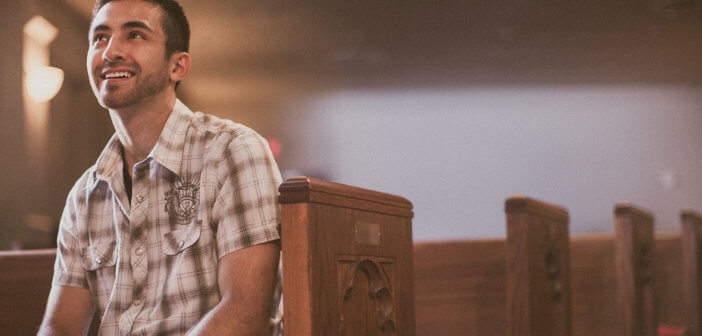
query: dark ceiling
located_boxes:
[65,0,702,117]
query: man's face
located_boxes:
[87,0,171,109]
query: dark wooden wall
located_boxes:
[0,2,112,250]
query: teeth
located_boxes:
[104,71,131,79]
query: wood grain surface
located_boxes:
[279,177,415,335]
[615,202,657,336]
[682,209,702,336]
[505,196,572,336]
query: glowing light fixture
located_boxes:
[24,16,58,46]
[24,16,62,102]
[26,66,64,102]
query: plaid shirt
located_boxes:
[53,99,282,335]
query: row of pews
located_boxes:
[0,176,701,335]
[280,178,702,335]
[414,198,702,336]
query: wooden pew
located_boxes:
[1,182,693,336]
[278,176,416,335]
[615,203,689,336]
[1,177,416,335]
[415,195,574,336]
[0,249,55,335]
[505,196,571,336]
[414,239,506,335]
[615,202,657,336]
[682,209,702,336]
[414,201,687,336]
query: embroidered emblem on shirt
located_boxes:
[165,174,200,225]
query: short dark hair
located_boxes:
[93,0,190,57]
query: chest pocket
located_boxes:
[81,241,117,271]
[162,220,202,255]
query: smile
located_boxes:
[102,71,133,79]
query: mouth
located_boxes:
[100,71,134,80]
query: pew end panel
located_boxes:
[682,209,702,336]
[615,202,657,336]
[505,196,572,336]
[279,177,415,336]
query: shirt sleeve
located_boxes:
[213,131,282,258]
[52,185,89,289]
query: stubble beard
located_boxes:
[96,63,170,109]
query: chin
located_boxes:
[99,89,140,109]
[100,97,135,109]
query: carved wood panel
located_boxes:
[279,177,414,336]
[338,255,397,336]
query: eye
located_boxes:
[92,33,109,44]
[129,31,145,39]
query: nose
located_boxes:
[102,37,124,63]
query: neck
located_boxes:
[109,90,176,175]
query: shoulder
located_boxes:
[65,164,100,204]
[58,164,100,232]
[189,111,264,140]
[186,112,280,185]
[188,111,270,156]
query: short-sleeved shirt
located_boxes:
[53,99,282,335]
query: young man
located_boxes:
[38,0,282,334]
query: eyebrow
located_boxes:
[89,20,155,39]
[122,21,155,33]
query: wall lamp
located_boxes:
[24,15,63,103]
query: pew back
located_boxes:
[414,239,506,336]
[5,237,680,336]
[414,233,684,336]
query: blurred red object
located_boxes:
[658,325,685,336]
[266,137,283,159]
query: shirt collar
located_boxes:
[148,98,193,177]
[88,99,193,187]
[90,133,123,187]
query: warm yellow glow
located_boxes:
[24,16,58,46]
[26,66,64,102]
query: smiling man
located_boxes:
[38,0,282,335]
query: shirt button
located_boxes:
[95,257,103,264]
[134,298,143,306]
[135,195,144,204]
[178,241,185,248]
[135,248,144,256]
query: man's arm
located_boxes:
[37,285,94,336]
[188,240,280,336]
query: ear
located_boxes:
[169,52,191,83]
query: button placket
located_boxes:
[131,164,148,211]
[128,165,149,321]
